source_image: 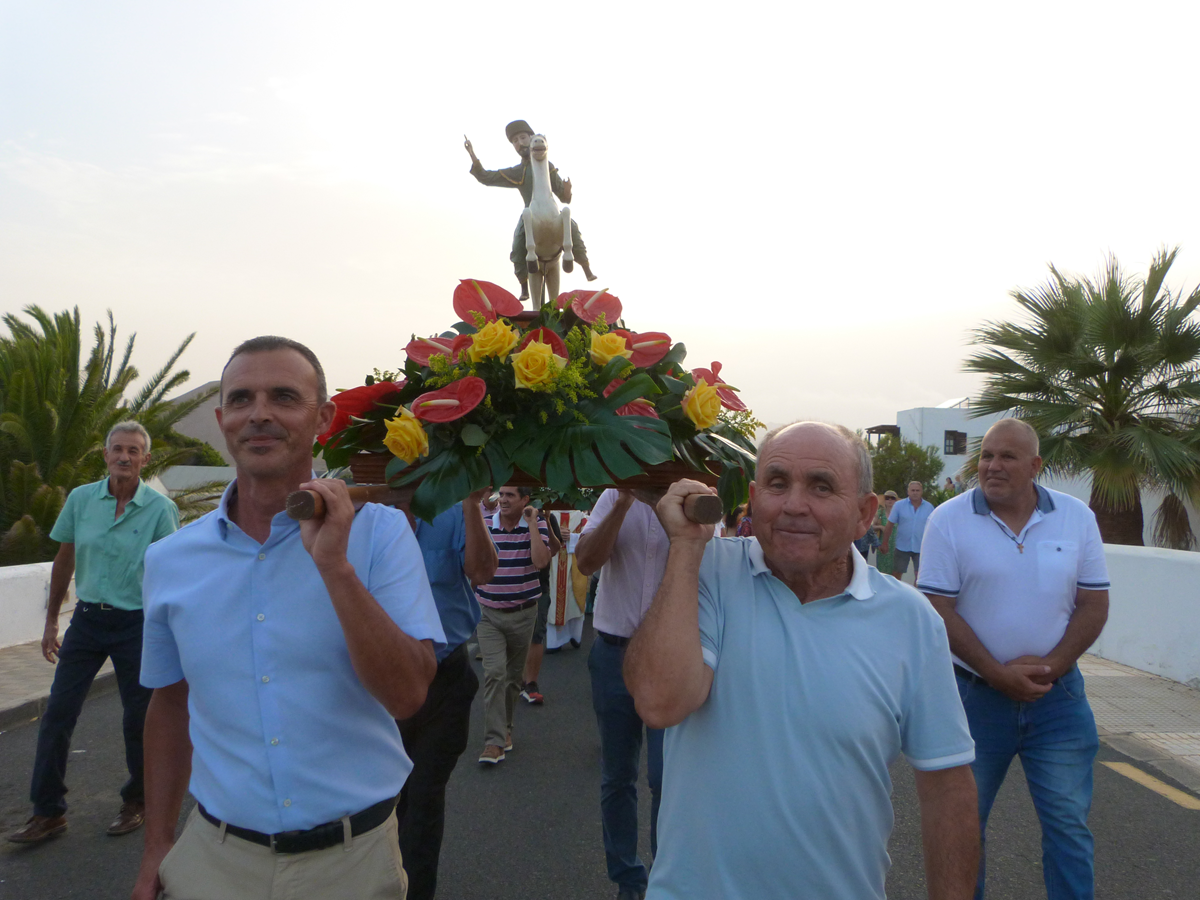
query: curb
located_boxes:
[0,670,118,732]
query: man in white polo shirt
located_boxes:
[626,422,979,900]
[918,418,1109,900]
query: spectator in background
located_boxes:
[882,481,934,581]
[874,491,898,575]
[9,422,179,846]
[734,499,753,537]
[475,486,551,764]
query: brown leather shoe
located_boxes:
[106,801,145,836]
[8,815,67,844]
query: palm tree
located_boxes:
[0,306,217,563]
[965,247,1200,546]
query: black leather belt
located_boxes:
[489,598,538,613]
[597,630,631,647]
[78,600,127,612]
[953,664,988,686]
[197,796,396,854]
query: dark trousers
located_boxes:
[588,636,664,892]
[396,643,480,900]
[30,603,152,817]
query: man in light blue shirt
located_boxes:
[626,422,978,900]
[883,480,936,580]
[133,337,444,900]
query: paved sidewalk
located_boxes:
[1,637,1198,791]
[1081,654,1200,792]
[0,640,114,731]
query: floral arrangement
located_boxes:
[316,279,761,521]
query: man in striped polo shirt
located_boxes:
[475,485,552,764]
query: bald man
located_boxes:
[918,418,1110,900]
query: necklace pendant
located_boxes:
[1017,543,1024,553]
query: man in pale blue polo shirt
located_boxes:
[919,418,1109,900]
[132,337,444,900]
[883,479,935,580]
[8,422,178,845]
[625,422,979,900]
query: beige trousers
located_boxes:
[476,604,537,747]
[159,806,408,900]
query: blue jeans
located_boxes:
[958,665,1098,900]
[31,603,151,817]
[588,636,664,891]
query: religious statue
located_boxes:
[465,119,597,306]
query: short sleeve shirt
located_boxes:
[917,486,1110,670]
[475,512,549,609]
[886,497,935,553]
[582,489,671,638]
[648,539,974,900]
[141,485,445,834]
[49,478,180,610]
[414,503,480,660]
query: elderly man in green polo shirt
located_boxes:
[464,118,598,301]
[8,421,179,845]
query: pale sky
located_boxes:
[3,1,1199,433]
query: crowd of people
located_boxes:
[7,335,1111,900]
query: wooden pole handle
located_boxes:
[285,485,414,520]
[682,492,723,526]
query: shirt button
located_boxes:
[283,799,291,807]
[261,676,269,683]
[258,553,266,560]
[257,614,265,621]
[271,738,279,746]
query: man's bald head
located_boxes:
[985,417,1040,456]
[757,421,873,497]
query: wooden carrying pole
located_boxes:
[285,486,724,525]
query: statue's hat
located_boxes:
[505,120,534,141]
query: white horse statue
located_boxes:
[522,134,574,309]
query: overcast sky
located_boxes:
[3,1,1198,433]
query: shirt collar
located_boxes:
[747,538,875,601]
[104,476,150,507]
[971,484,1055,515]
[215,476,312,539]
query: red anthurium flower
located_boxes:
[603,378,660,419]
[318,381,405,445]
[517,327,569,359]
[453,279,523,323]
[611,329,671,368]
[556,288,622,325]
[450,334,474,362]
[405,335,456,367]
[691,361,746,411]
[411,376,487,423]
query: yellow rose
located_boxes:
[589,331,633,366]
[467,320,519,363]
[511,340,567,389]
[682,379,721,431]
[382,407,429,464]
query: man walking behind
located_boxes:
[883,480,934,581]
[919,418,1109,900]
[132,337,444,900]
[575,488,707,900]
[625,423,979,900]
[475,485,551,764]
[395,491,498,900]
[9,422,179,844]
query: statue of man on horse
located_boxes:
[465,119,598,306]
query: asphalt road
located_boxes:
[2,620,1198,899]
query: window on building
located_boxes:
[944,431,967,455]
